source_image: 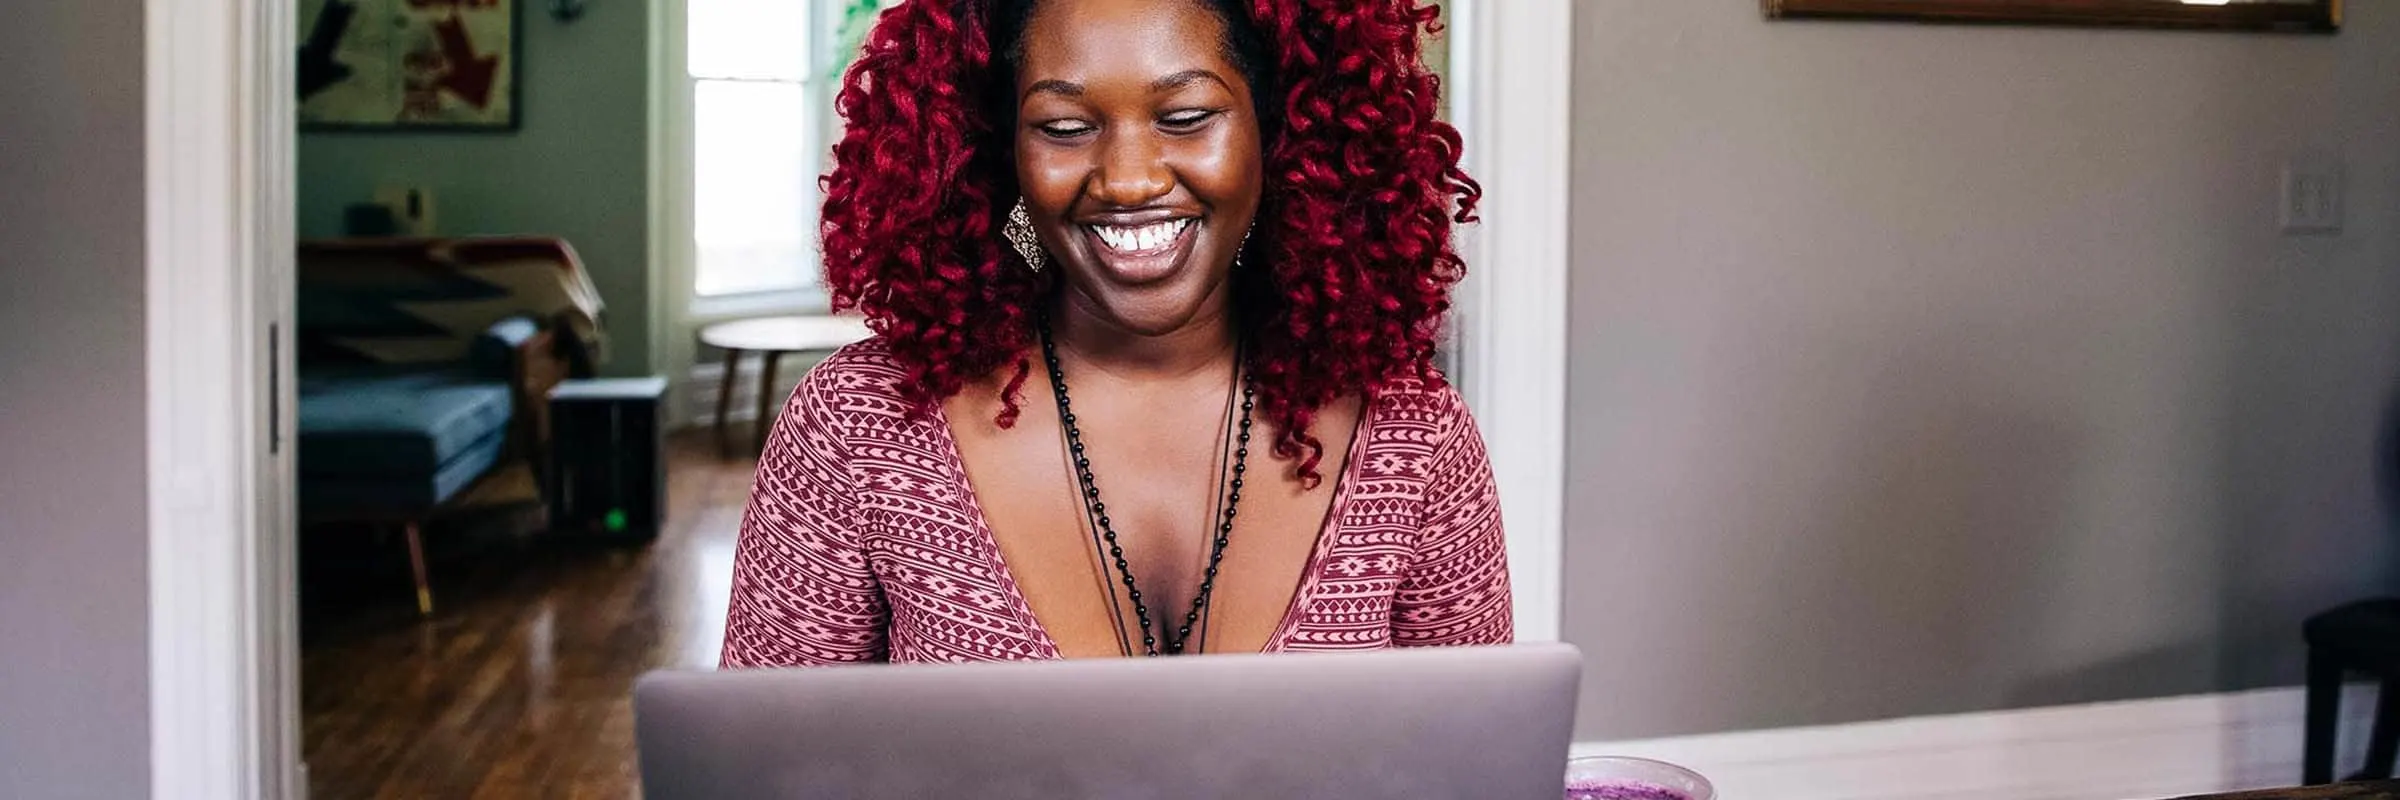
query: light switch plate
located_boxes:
[2281,159,2343,234]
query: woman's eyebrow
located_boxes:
[1024,78,1084,101]
[1150,69,1227,93]
[1021,69,1226,103]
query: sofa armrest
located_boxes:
[468,315,543,379]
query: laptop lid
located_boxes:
[635,643,1583,800]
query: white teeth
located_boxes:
[1090,219,1189,253]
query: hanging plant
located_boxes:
[828,0,890,81]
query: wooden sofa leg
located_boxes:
[404,522,433,617]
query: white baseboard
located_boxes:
[1574,684,2385,800]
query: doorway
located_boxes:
[149,0,1569,794]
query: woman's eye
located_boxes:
[1036,121,1095,139]
[1160,110,1217,130]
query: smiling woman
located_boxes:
[719,0,1508,665]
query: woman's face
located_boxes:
[1013,0,1264,337]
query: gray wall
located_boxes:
[1567,3,2400,740]
[298,2,653,375]
[0,0,154,795]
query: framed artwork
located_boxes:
[1763,0,2340,33]
[298,0,521,131]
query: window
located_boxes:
[687,0,817,298]
[679,0,885,303]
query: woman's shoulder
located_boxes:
[1365,370,1473,436]
[787,336,922,425]
[796,336,909,398]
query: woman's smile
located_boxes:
[1080,216,1198,285]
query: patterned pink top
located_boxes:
[720,340,1511,667]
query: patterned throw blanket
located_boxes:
[297,237,606,373]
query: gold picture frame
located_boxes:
[1764,0,2340,33]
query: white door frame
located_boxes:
[1455,0,1572,643]
[146,0,299,796]
[148,0,1569,793]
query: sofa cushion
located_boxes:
[298,428,507,513]
[299,372,514,479]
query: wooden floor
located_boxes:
[301,434,754,799]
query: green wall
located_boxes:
[298,1,653,376]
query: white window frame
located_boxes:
[652,0,847,416]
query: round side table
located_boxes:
[697,315,873,459]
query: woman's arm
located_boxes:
[719,368,891,667]
[1392,389,1514,646]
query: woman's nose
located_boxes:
[1090,131,1172,207]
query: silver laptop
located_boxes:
[634,643,1583,800]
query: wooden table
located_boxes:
[697,315,873,458]
[2169,781,2400,799]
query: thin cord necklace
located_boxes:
[1192,354,1241,654]
[1039,320,1254,656]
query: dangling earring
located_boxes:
[1005,199,1045,273]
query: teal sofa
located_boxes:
[297,317,540,513]
[296,237,591,615]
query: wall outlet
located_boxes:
[2281,160,2343,234]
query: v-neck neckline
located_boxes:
[927,397,1374,658]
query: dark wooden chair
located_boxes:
[2304,597,2400,784]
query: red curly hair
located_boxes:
[819,0,1479,483]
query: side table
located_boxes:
[696,315,873,458]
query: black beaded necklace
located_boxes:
[1039,321,1254,656]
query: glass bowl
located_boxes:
[1563,755,1715,800]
